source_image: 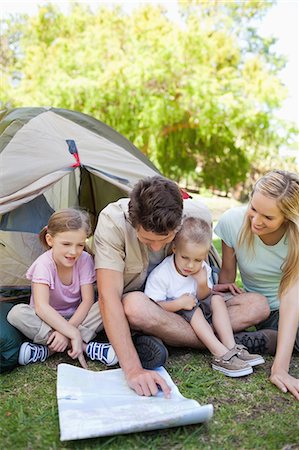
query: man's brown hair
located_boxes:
[128,176,183,234]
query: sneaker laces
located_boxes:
[87,342,111,363]
[29,344,48,363]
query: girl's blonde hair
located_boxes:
[39,208,92,251]
[238,170,299,297]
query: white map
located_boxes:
[57,363,213,441]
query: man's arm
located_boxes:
[97,268,171,398]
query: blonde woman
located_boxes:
[214,170,299,400]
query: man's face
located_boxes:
[136,226,176,252]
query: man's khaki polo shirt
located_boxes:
[94,198,211,294]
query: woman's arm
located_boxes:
[68,284,94,328]
[213,241,242,295]
[218,241,237,283]
[270,279,299,400]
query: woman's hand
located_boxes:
[213,283,243,295]
[270,368,299,401]
[47,331,69,353]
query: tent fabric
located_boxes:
[0,107,160,292]
[0,195,54,233]
[0,109,159,214]
[0,106,221,297]
[0,230,45,290]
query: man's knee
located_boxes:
[123,291,146,321]
[123,292,161,329]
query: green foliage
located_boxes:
[1,2,297,194]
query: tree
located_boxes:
[1,1,296,195]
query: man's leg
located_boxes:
[123,292,204,349]
[225,292,270,332]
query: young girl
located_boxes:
[7,208,118,368]
[144,217,264,377]
[214,170,299,399]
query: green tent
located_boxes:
[0,107,160,296]
[0,107,220,300]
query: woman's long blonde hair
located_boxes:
[238,170,299,298]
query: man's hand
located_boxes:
[270,368,299,401]
[126,367,171,398]
[47,331,69,353]
[213,283,243,295]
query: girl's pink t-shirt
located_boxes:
[26,249,96,317]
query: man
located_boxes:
[94,176,269,396]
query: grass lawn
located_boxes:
[1,195,298,449]
[1,349,298,449]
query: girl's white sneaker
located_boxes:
[86,342,118,366]
[18,342,49,365]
